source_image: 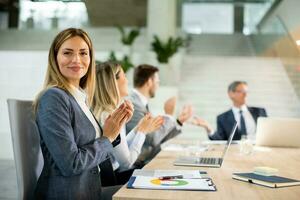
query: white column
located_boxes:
[147,0,177,42]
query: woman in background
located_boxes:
[93,61,164,173]
[33,28,129,199]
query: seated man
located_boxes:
[126,64,193,168]
[193,81,267,140]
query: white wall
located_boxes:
[0,51,48,159]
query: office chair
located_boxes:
[7,99,44,200]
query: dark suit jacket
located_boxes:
[35,87,114,200]
[209,107,267,140]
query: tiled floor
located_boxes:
[0,160,17,200]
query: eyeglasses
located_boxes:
[233,90,248,94]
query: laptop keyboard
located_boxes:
[199,157,220,165]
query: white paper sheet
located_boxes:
[133,169,207,179]
[131,176,215,191]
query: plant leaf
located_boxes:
[151,35,185,63]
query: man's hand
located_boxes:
[191,116,212,134]
[137,114,164,134]
[177,104,193,125]
[164,96,177,115]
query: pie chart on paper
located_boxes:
[150,178,188,186]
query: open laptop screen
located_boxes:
[220,122,238,160]
[173,122,238,168]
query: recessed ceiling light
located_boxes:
[297,40,300,46]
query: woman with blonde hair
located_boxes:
[33,28,129,199]
[93,61,164,172]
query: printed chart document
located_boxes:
[128,169,216,191]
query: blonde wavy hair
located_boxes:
[33,28,96,113]
[92,61,122,120]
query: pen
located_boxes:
[158,175,184,180]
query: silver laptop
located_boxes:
[256,117,300,148]
[174,122,238,168]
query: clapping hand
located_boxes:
[123,100,134,122]
[177,104,194,125]
[102,102,133,142]
[164,96,177,115]
[137,114,164,134]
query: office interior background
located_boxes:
[1,0,300,198]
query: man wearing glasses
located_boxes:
[193,81,267,140]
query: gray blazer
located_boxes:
[126,91,181,167]
[35,87,114,200]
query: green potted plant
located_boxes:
[151,35,185,64]
[117,26,140,46]
[151,35,186,85]
[117,26,140,59]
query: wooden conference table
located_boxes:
[113,139,300,200]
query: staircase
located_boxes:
[178,55,300,139]
[187,34,256,57]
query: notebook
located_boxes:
[127,169,216,191]
[173,122,238,167]
[232,173,300,188]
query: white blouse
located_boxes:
[100,111,146,172]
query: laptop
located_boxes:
[256,117,300,148]
[174,122,238,167]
